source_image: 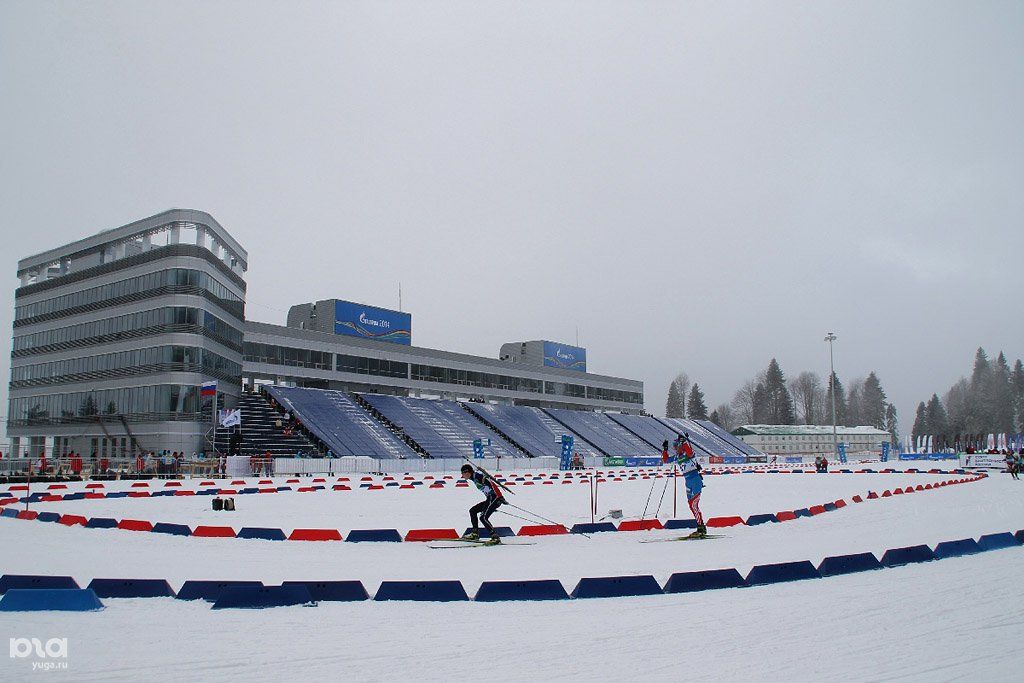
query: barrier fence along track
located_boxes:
[0,468,988,542]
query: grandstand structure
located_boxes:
[7,209,763,462]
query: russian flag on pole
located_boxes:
[200,381,218,397]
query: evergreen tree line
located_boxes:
[911,347,1024,449]
[667,359,898,442]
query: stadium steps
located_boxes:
[458,403,534,458]
[213,391,319,457]
[350,394,431,458]
[606,413,674,451]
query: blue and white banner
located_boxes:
[559,435,574,470]
[880,442,889,462]
[334,300,411,345]
[542,341,586,372]
[837,442,848,463]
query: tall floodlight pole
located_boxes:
[825,333,838,459]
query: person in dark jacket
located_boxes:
[460,464,506,543]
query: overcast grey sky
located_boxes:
[1,1,1021,434]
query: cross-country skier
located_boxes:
[460,464,506,543]
[674,433,707,538]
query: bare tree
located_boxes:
[730,376,762,425]
[789,371,823,425]
[711,402,738,431]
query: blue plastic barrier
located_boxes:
[746,561,820,586]
[345,529,403,543]
[151,522,192,536]
[664,519,698,530]
[62,492,87,501]
[1,508,17,518]
[817,553,882,576]
[239,488,259,495]
[151,491,176,497]
[85,517,118,529]
[663,568,746,593]
[276,486,292,492]
[237,527,287,541]
[374,580,469,602]
[932,538,981,559]
[281,581,369,602]
[745,514,778,526]
[1016,530,1024,545]
[36,512,61,523]
[793,508,812,518]
[475,579,569,601]
[196,489,219,496]
[823,502,837,512]
[176,580,264,602]
[87,578,176,598]
[106,492,130,499]
[462,526,515,538]
[570,575,663,599]
[569,522,618,534]
[212,584,314,609]
[0,574,80,594]
[0,588,103,612]
[977,532,1020,551]
[880,545,935,567]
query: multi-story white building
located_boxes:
[731,424,892,457]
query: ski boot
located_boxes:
[686,524,708,539]
[484,533,502,546]
[461,530,480,541]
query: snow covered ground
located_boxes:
[1,467,1021,680]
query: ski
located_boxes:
[639,534,725,543]
[428,540,536,549]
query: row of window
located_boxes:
[243,342,333,371]
[12,306,244,353]
[15,267,243,322]
[10,345,242,384]
[244,343,642,405]
[757,434,883,442]
[10,384,207,427]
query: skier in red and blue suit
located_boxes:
[674,433,707,538]
[461,464,506,543]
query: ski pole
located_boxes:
[653,470,671,518]
[640,469,658,519]
[589,473,595,525]
[673,466,677,518]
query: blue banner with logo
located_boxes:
[880,442,890,462]
[623,457,664,467]
[543,341,586,372]
[472,439,484,459]
[334,300,411,345]
[837,442,848,464]
[559,435,574,470]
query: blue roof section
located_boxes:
[266,386,417,459]
[544,408,656,457]
[658,418,742,458]
[695,419,764,456]
[359,394,521,459]
[464,403,601,459]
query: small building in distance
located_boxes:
[731,424,892,457]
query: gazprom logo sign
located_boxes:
[334,301,411,345]
[542,341,586,372]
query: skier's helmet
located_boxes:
[460,464,474,476]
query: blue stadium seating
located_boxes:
[657,418,732,457]
[695,419,764,456]
[360,394,519,459]
[266,386,417,459]
[464,403,600,458]
[607,413,680,451]
[545,408,655,457]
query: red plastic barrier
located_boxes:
[617,519,664,532]
[915,485,925,491]
[16,510,39,520]
[86,483,104,489]
[542,481,554,485]
[288,528,343,541]
[59,514,88,526]
[881,490,891,497]
[313,478,326,483]
[0,497,17,506]
[834,499,847,508]
[192,525,236,538]
[333,485,352,491]
[258,479,273,485]
[893,489,904,495]
[405,528,460,542]
[164,481,183,487]
[218,489,238,495]
[231,480,247,485]
[366,485,384,491]
[174,490,196,496]
[258,489,277,494]
[85,493,104,500]
[130,482,149,488]
[117,519,154,532]
[775,511,797,522]
[41,495,63,502]
[518,524,569,536]
[809,505,826,516]
[47,484,68,490]
[707,516,745,528]
[199,481,216,487]
[399,485,415,490]
[127,492,149,498]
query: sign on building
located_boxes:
[334,300,411,345]
[543,341,586,372]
